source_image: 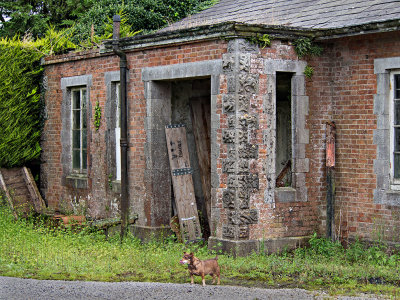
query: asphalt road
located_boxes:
[0,276,383,300]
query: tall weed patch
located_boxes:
[0,206,400,296]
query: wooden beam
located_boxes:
[22,167,46,214]
[0,170,18,220]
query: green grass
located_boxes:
[0,205,400,298]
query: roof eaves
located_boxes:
[314,19,400,40]
[100,22,322,54]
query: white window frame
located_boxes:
[71,87,87,174]
[115,83,121,181]
[390,70,400,188]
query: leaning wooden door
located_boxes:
[165,124,202,242]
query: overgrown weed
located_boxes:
[0,205,399,296]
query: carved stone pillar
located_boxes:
[209,39,260,255]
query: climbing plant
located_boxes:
[94,101,102,131]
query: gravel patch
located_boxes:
[0,276,384,300]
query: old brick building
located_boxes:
[41,0,400,254]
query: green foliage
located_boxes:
[35,25,77,55]
[0,0,92,38]
[293,37,323,58]
[1,209,400,297]
[0,37,44,167]
[77,10,142,49]
[62,0,218,43]
[1,0,218,43]
[293,38,322,79]
[94,101,102,131]
[304,65,314,79]
[0,26,80,168]
[247,33,271,49]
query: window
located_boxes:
[275,72,293,187]
[374,57,400,204]
[264,59,308,203]
[115,83,121,181]
[390,71,400,185]
[71,87,87,173]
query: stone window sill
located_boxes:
[111,180,121,193]
[66,174,88,189]
[275,187,296,203]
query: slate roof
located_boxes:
[161,0,400,32]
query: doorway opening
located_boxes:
[170,78,211,239]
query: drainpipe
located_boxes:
[326,121,336,241]
[113,15,129,239]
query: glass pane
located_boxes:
[82,150,87,170]
[394,153,400,179]
[116,84,121,128]
[82,89,87,103]
[395,75,400,99]
[72,150,80,169]
[72,90,80,109]
[82,107,87,129]
[72,130,80,149]
[82,129,87,149]
[73,110,80,129]
[395,101,400,125]
[395,128,400,152]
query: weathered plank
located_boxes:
[190,96,211,225]
[22,167,46,214]
[0,170,18,220]
[0,168,33,216]
[165,125,202,242]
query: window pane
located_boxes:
[82,89,87,103]
[395,128,400,152]
[82,150,87,170]
[73,110,80,129]
[395,75,400,99]
[82,107,87,129]
[72,130,80,149]
[395,101,400,125]
[72,90,80,109]
[394,153,400,179]
[116,84,121,128]
[72,150,80,169]
[82,129,87,149]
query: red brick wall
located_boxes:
[41,30,400,244]
[42,41,227,221]
[307,31,400,243]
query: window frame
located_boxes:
[114,82,121,181]
[70,87,88,174]
[60,75,92,186]
[390,71,400,188]
[264,59,309,203]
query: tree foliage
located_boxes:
[0,37,44,167]
[0,0,218,40]
[0,0,92,38]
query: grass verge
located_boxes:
[0,205,399,297]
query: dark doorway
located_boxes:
[171,78,211,239]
